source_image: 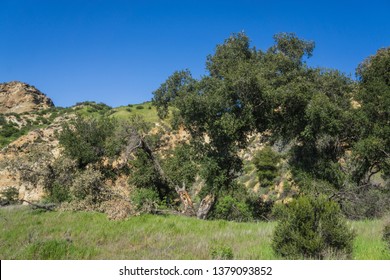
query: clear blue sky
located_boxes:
[1,0,389,107]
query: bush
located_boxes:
[272,195,355,259]
[130,188,160,214]
[59,117,116,168]
[212,195,252,222]
[0,123,19,138]
[135,105,144,110]
[252,146,281,188]
[248,196,274,220]
[210,245,234,260]
[0,187,19,205]
[46,183,71,203]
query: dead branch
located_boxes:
[20,199,56,211]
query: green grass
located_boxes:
[110,102,161,123]
[349,219,390,260]
[0,206,389,260]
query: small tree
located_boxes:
[59,117,116,168]
[272,195,355,259]
[252,146,281,188]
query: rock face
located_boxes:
[0,81,54,114]
[0,117,65,202]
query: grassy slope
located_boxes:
[111,102,160,123]
[1,206,389,260]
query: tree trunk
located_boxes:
[196,194,215,219]
[140,138,196,216]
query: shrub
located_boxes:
[46,183,71,203]
[252,146,281,188]
[272,195,355,259]
[0,123,19,138]
[130,188,160,214]
[0,187,19,204]
[210,245,234,260]
[59,117,116,168]
[248,196,274,221]
[212,195,252,222]
[135,105,144,110]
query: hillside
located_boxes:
[0,72,389,222]
[0,87,192,213]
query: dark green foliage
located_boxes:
[0,114,6,125]
[129,150,161,189]
[248,197,274,221]
[0,187,19,205]
[272,196,355,259]
[130,188,161,214]
[129,150,171,200]
[0,117,33,147]
[272,32,315,64]
[152,69,194,119]
[135,105,144,110]
[1,123,19,137]
[212,195,252,222]
[352,47,390,184]
[46,183,71,203]
[152,32,334,202]
[59,117,115,168]
[252,147,281,188]
[163,144,197,187]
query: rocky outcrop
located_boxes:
[0,115,71,202]
[0,81,54,114]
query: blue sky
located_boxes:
[1,0,389,107]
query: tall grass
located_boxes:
[349,219,390,260]
[0,206,388,260]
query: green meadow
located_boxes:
[0,206,388,260]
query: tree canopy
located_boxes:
[152,32,389,216]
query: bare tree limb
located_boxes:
[20,199,56,211]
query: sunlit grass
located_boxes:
[349,219,390,260]
[0,206,388,260]
[110,102,161,123]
